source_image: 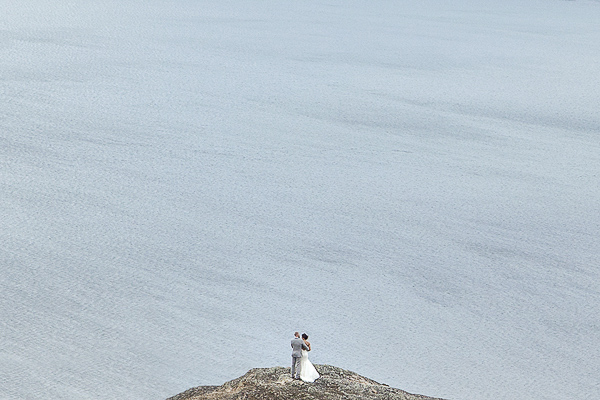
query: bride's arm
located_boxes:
[304,340,311,351]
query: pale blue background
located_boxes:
[1,1,599,399]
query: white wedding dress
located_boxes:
[299,349,320,382]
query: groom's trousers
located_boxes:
[291,356,301,378]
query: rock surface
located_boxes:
[166,365,445,400]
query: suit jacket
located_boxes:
[291,337,308,358]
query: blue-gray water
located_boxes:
[1,1,599,399]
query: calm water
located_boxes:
[1,1,599,399]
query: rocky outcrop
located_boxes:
[167,365,445,400]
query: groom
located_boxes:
[291,331,308,379]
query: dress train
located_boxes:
[299,349,320,382]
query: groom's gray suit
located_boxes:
[291,336,308,379]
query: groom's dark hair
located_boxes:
[302,333,308,340]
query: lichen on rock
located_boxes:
[167,365,445,400]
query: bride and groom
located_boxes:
[291,331,320,383]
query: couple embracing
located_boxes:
[290,332,320,383]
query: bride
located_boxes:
[299,333,320,383]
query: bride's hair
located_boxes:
[302,333,308,340]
